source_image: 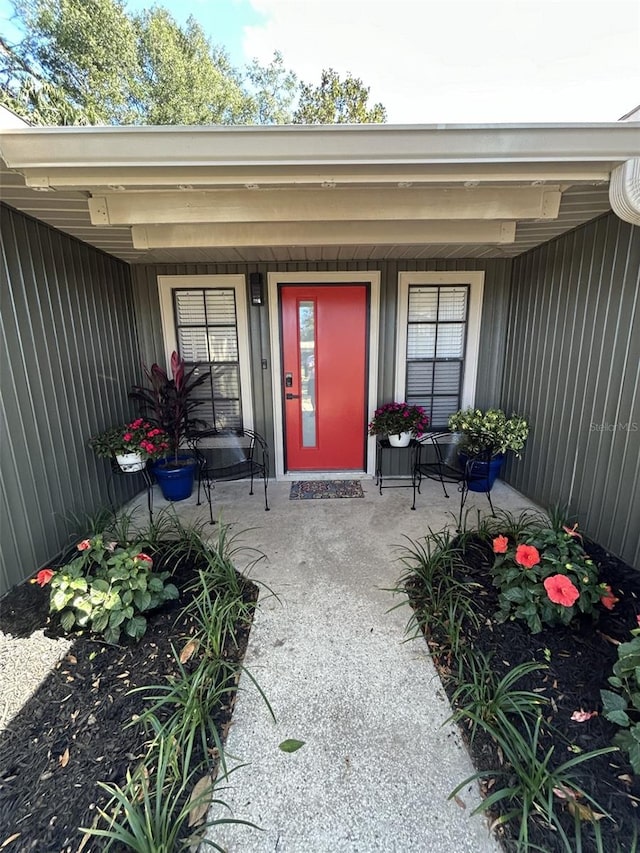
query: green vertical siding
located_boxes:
[1,205,141,596]
[130,258,513,460]
[503,213,640,569]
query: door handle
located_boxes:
[285,393,301,400]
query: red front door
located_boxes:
[281,284,368,471]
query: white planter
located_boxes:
[115,452,145,472]
[388,432,412,448]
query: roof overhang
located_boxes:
[1,122,639,263]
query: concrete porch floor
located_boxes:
[137,476,538,852]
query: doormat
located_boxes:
[289,480,365,500]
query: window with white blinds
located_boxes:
[405,285,469,428]
[173,288,243,431]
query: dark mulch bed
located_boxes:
[414,535,640,851]
[0,554,257,853]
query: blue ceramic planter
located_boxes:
[460,453,504,492]
[152,455,197,501]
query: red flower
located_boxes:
[600,584,619,610]
[77,539,91,551]
[123,433,133,441]
[544,574,580,607]
[492,535,509,554]
[515,544,540,568]
[34,568,54,586]
[562,523,583,541]
[637,614,640,627]
[135,552,153,564]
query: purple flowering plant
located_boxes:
[368,402,429,438]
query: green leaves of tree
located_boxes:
[293,68,386,124]
[1,2,386,126]
[4,0,139,124]
[133,9,252,125]
[246,50,297,125]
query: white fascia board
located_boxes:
[132,220,516,248]
[91,186,560,226]
[2,123,639,172]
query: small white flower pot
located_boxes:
[115,452,145,472]
[388,432,412,447]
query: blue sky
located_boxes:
[1,0,639,123]
[0,0,264,65]
[122,0,264,65]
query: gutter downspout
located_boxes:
[609,159,640,225]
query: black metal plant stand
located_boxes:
[375,436,421,496]
[412,432,496,526]
[107,458,154,523]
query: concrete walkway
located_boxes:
[152,477,535,852]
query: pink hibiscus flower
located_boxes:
[544,574,580,607]
[515,544,541,569]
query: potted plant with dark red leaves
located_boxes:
[368,402,430,447]
[89,420,171,472]
[129,352,210,501]
[447,407,529,492]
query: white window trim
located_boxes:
[157,275,254,432]
[395,271,485,415]
[267,271,381,480]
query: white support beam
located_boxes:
[132,220,516,248]
[21,163,611,190]
[91,187,560,226]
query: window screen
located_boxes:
[405,285,469,428]
[173,289,242,431]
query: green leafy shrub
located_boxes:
[490,522,609,633]
[447,407,529,458]
[601,625,640,773]
[42,536,179,643]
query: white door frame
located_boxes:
[267,271,381,480]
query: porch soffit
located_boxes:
[1,121,638,263]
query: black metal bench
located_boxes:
[187,428,270,523]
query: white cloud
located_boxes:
[243,0,640,121]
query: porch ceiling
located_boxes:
[1,122,638,263]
